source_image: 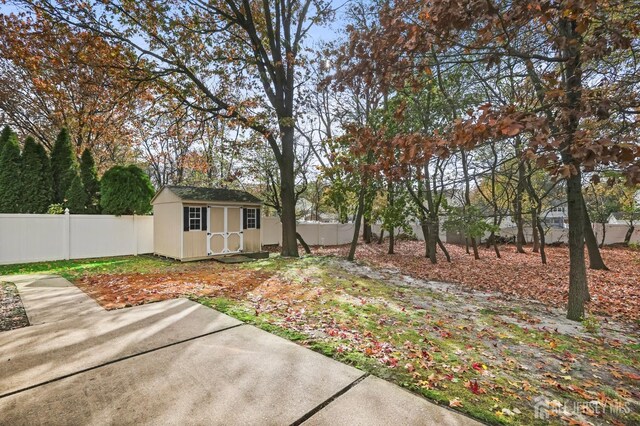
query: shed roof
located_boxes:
[154,185,262,204]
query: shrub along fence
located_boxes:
[0,211,153,265]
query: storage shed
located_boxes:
[151,186,263,261]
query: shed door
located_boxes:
[207,206,244,255]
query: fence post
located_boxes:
[133,214,138,256]
[63,208,70,260]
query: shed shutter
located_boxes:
[256,208,261,229]
[183,207,189,231]
[201,207,207,231]
[242,208,248,230]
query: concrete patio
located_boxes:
[0,274,480,425]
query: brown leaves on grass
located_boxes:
[76,266,274,309]
[314,241,640,322]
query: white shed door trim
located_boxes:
[207,206,244,255]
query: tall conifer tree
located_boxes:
[50,128,78,203]
[21,137,52,213]
[0,133,23,212]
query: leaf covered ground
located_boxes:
[0,282,29,332]
[51,251,640,426]
[312,241,640,323]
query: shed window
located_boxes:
[246,208,257,229]
[188,207,202,231]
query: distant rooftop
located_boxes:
[164,185,262,204]
[610,211,640,221]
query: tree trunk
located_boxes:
[388,227,395,254]
[460,150,479,259]
[427,216,438,264]
[437,237,451,262]
[377,228,384,244]
[363,219,372,244]
[561,16,589,321]
[348,186,366,261]
[536,219,547,265]
[582,195,608,271]
[600,223,606,248]
[296,232,311,254]
[514,154,527,253]
[279,128,299,257]
[624,224,635,245]
[531,210,540,253]
[421,221,431,259]
[566,172,589,320]
[489,232,501,258]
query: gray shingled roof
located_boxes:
[610,211,640,221]
[165,186,262,204]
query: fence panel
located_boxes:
[0,213,154,265]
[0,214,67,264]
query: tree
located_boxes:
[65,173,88,213]
[50,128,78,203]
[100,165,154,215]
[0,13,145,168]
[347,0,640,321]
[80,148,100,212]
[21,136,52,213]
[443,204,498,250]
[0,125,12,154]
[0,132,23,213]
[25,0,335,257]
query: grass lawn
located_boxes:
[1,249,639,425]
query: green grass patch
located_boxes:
[0,255,177,281]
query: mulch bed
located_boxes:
[0,282,29,332]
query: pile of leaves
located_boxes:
[314,242,640,322]
[75,265,274,309]
[0,282,29,332]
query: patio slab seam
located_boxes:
[290,373,369,426]
[0,322,246,400]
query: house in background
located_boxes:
[499,204,568,229]
[607,211,640,225]
[542,205,568,229]
[151,186,264,261]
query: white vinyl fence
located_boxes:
[262,217,356,246]
[0,212,153,265]
[3,213,636,265]
[262,216,640,247]
[498,224,640,245]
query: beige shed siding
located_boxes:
[182,205,261,258]
[152,186,263,260]
[152,188,182,204]
[243,229,261,252]
[183,230,208,258]
[153,202,182,258]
